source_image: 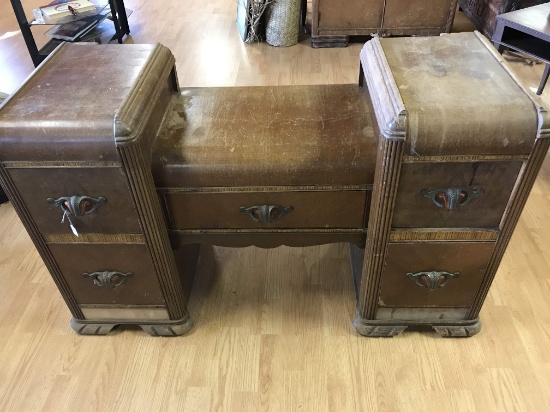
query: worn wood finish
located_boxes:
[0,161,84,319]
[151,82,375,248]
[392,161,524,228]
[355,32,547,337]
[163,190,367,230]
[383,0,458,33]
[2,0,550,409]
[1,29,547,344]
[0,43,155,163]
[355,36,407,321]
[170,230,367,248]
[48,243,166,306]
[379,242,495,308]
[151,85,377,188]
[0,43,194,334]
[315,0,384,34]
[379,33,538,156]
[311,0,457,47]
[8,167,142,235]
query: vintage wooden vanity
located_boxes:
[0,32,548,337]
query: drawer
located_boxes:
[392,161,523,228]
[383,0,453,29]
[48,243,165,305]
[162,190,368,230]
[379,242,495,307]
[318,1,383,30]
[8,167,142,235]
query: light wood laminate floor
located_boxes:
[1,1,550,411]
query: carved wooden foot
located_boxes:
[353,316,482,338]
[70,319,117,335]
[140,316,194,337]
[311,35,349,48]
[70,315,194,337]
[432,319,482,337]
[352,316,407,337]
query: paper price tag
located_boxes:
[61,211,79,237]
[32,9,45,24]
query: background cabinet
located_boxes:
[311,0,458,47]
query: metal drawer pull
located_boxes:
[421,187,484,210]
[47,195,107,217]
[239,204,294,224]
[84,271,133,289]
[406,271,460,290]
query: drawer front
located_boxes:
[383,0,453,29]
[163,190,367,229]
[48,243,165,305]
[379,242,495,307]
[392,161,523,228]
[8,167,142,235]
[317,0,384,30]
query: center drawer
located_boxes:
[161,190,368,230]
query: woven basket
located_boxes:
[265,0,301,47]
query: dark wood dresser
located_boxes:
[0,43,195,336]
[354,32,549,336]
[311,0,458,47]
[0,33,548,337]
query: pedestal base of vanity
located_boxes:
[70,315,194,337]
[432,319,482,337]
[352,316,482,338]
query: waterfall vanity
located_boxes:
[0,32,547,337]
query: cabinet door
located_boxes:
[317,0,384,30]
[383,0,454,29]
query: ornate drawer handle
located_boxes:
[406,271,460,290]
[84,271,133,289]
[239,204,294,224]
[48,195,107,217]
[421,187,484,210]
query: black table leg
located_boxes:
[108,0,123,43]
[115,0,130,35]
[536,64,550,95]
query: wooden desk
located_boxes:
[492,2,550,95]
[0,34,548,337]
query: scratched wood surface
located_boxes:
[1,1,550,411]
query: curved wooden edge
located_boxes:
[432,319,482,338]
[70,315,194,337]
[352,316,482,338]
[114,43,176,145]
[140,315,194,337]
[352,316,407,337]
[359,38,407,141]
